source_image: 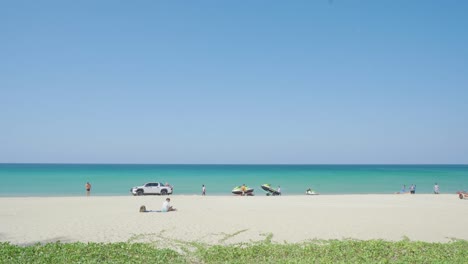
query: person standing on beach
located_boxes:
[434,183,440,194]
[202,184,206,196]
[277,186,281,195]
[85,182,91,196]
[400,185,406,194]
[241,184,246,196]
[410,184,416,194]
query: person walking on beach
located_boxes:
[410,184,416,194]
[85,182,91,196]
[202,184,206,196]
[434,183,440,194]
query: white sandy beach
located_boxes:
[1,195,467,246]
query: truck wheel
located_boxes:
[137,190,144,196]
[161,189,168,195]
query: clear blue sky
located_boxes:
[1,0,467,164]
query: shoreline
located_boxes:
[0,192,459,198]
[1,195,467,245]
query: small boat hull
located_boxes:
[261,184,280,196]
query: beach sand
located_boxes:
[1,195,467,246]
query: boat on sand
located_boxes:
[261,184,280,196]
[232,185,254,195]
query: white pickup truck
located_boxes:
[130,182,173,196]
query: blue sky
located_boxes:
[1,0,467,164]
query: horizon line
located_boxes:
[0,163,467,166]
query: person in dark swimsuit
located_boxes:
[85,182,91,196]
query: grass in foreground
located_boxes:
[1,239,467,263]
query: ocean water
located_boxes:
[0,164,467,197]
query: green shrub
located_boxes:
[1,239,467,264]
[0,242,185,264]
[196,240,468,264]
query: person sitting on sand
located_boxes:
[394,185,408,194]
[162,198,176,212]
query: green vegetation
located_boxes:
[0,242,185,264]
[197,239,468,263]
[1,239,467,264]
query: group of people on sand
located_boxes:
[396,184,417,194]
[139,198,177,213]
[396,184,416,194]
[395,183,440,194]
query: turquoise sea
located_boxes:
[0,164,467,196]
